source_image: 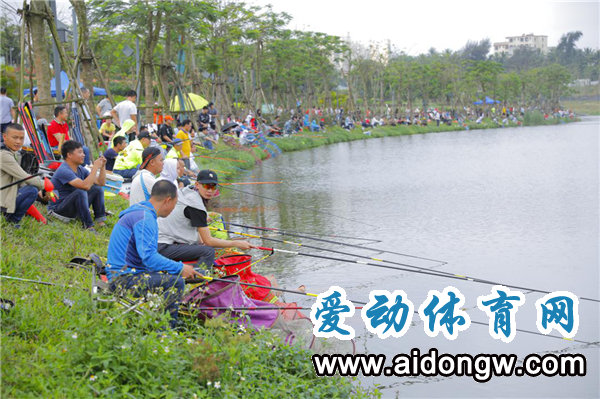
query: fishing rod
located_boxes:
[0,172,43,190]
[191,275,594,344]
[188,275,355,302]
[219,185,381,228]
[211,226,444,272]
[227,221,382,243]
[198,155,250,163]
[0,275,82,290]
[220,181,283,186]
[245,245,600,304]
[185,306,358,311]
[230,221,453,257]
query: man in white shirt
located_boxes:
[0,87,16,135]
[129,146,165,205]
[111,90,138,139]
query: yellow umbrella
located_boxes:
[169,93,209,112]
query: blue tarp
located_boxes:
[23,71,107,97]
[473,96,501,105]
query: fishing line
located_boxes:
[219,185,380,228]
[226,222,382,243]
[213,227,446,272]
[193,275,594,345]
[245,245,600,304]
[226,222,446,259]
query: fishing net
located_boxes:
[208,212,228,240]
[213,254,277,303]
[181,275,355,355]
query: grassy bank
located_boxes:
[195,113,578,179]
[0,198,375,398]
[1,114,575,397]
[562,100,600,115]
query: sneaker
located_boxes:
[48,210,74,223]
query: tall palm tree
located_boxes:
[556,31,583,63]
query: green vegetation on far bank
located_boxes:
[562,100,600,115]
[195,114,579,178]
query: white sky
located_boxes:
[3,0,598,54]
[251,0,600,54]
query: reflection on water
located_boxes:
[214,118,599,398]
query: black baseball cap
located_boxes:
[138,131,151,140]
[197,170,218,185]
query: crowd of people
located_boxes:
[0,85,578,328]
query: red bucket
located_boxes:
[214,254,273,301]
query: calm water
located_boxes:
[215,118,600,398]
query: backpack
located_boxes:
[20,150,39,175]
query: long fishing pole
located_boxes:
[228,221,448,257]
[220,181,283,186]
[0,172,43,190]
[219,185,381,228]
[211,226,445,272]
[188,275,346,302]
[222,227,600,304]
[226,222,382,243]
[0,274,82,290]
[245,245,600,304]
[199,155,250,163]
[191,275,594,344]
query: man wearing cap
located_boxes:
[113,131,151,179]
[129,147,165,205]
[158,116,176,143]
[165,138,184,160]
[158,170,255,269]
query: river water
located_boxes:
[215,118,599,398]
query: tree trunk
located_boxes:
[70,0,94,113]
[142,9,163,121]
[29,1,52,119]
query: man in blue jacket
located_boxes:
[106,180,200,327]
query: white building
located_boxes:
[493,34,548,55]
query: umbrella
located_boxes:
[169,93,208,112]
[23,71,107,97]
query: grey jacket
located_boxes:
[0,147,43,213]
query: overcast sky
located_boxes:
[251,0,600,54]
[3,0,598,54]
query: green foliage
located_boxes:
[0,65,19,95]
[523,110,545,126]
[1,196,371,398]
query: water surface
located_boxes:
[216,118,599,398]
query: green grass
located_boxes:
[1,116,576,397]
[1,198,376,398]
[562,100,600,116]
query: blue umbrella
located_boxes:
[23,71,107,97]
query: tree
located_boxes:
[70,0,95,111]
[556,31,583,65]
[460,38,491,62]
[28,1,52,119]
